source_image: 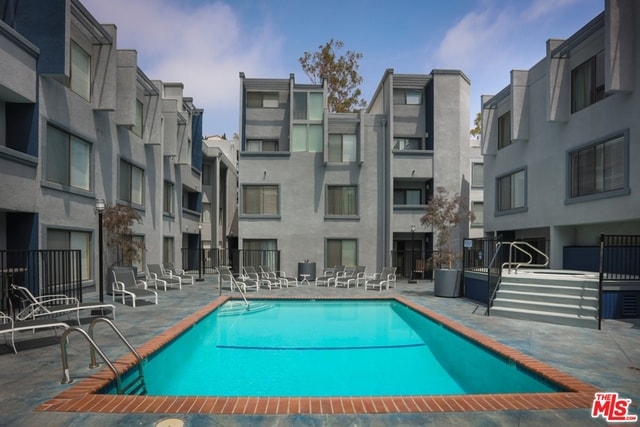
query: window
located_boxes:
[292,124,323,152]
[569,134,625,198]
[46,125,91,191]
[243,239,278,270]
[246,140,279,152]
[327,239,357,267]
[393,138,421,150]
[498,112,511,149]
[132,99,143,137]
[471,202,484,227]
[70,41,90,101]
[472,163,484,187]
[163,181,174,214]
[572,51,605,113]
[394,188,422,205]
[119,159,144,206]
[247,92,279,108]
[202,202,212,223]
[202,164,212,186]
[497,169,526,212]
[293,92,323,120]
[327,186,358,216]
[47,229,91,281]
[242,185,279,215]
[163,237,174,264]
[393,88,422,105]
[328,134,357,162]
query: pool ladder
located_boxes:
[59,317,147,395]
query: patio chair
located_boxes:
[10,285,115,324]
[260,266,298,287]
[0,310,69,353]
[218,266,258,293]
[111,269,158,307]
[243,266,280,290]
[335,266,366,288]
[163,262,195,285]
[315,265,344,286]
[147,264,182,291]
[364,267,397,291]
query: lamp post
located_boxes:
[196,223,204,281]
[95,199,105,302]
[408,224,417,283]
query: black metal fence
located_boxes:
[1,249,83,313]
[180,248,280,275]
[391,250,433,279]
[598,234,640,328]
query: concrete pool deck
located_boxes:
[1,276,638,426]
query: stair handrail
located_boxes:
[59,326,123,393]
[486,241,503,316]
[502,241,549,274]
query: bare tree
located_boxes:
[299,39,367,113]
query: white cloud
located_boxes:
[82,0,286,135]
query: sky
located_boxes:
[82,0,605,138]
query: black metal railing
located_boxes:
[391,250,433,279]
[462,237,505,313]
[1,249,83,313]
[598,234,640,329]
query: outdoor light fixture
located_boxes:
[95,199,106,302]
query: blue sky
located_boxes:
[82,0,604,138]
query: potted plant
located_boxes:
[103,204,146,295]
[420,187,474,297]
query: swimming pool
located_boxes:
[126,300,558,397]
[40,296,598,415]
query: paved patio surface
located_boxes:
[0,275,638,426]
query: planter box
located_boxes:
[434,269,462,297]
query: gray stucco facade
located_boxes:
[0,0,204,291]
[481,0,639,269]
[238,69,472,278]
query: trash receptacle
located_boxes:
[298,262,316,281]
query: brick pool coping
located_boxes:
[38,295,599,415]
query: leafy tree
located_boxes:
[470,112,482,138]
[299,39,367,113]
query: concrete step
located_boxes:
[496,289,598,308]
[492,297,598,316]
[501,273,600,289]
[489,306,599,329]
[499,281,599,297]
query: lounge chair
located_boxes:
[163,262,195,285]
[315,265,344,286]
[260,266,298,287]
[0,310,69,353]
[111,269,158,307]
[147,264,182,291]
[11,285,115,324]
[218,266,258,293]
[335,266,366,288]
[364,267,397,291]
[243,266,280,290]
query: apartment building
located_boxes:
[481,0,639,270]
[238,69,472,278]
[0,0,203,290]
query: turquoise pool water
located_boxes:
[112,300,561,397]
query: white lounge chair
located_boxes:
[163,262,194,285]
[147,264,182,291]
[11,285,115,324]
[335,266,366,288]
[0,310,69,353]
[316,265,344,286]
[217,267,258,292]
[111,269,158,307]
[364,267,397,291]
[244,266,280,290]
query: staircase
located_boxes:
[490,271,600,329]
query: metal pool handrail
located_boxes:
[502,241,549,274]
